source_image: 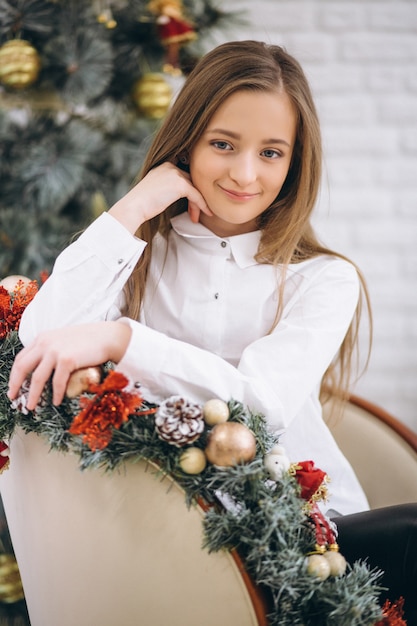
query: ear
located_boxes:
[177,153,190,172]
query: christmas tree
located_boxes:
[0,0,235,278]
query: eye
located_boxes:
[211,140,233,151]
[261,148,282,159]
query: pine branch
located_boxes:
[0,208,76,276]
[43,27,114,104]
[0,0,57,39]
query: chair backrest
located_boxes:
[1,430,265,626]
[324,395,417,509]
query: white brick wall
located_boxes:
[201,0,417,430]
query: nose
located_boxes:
[229,152,258,187]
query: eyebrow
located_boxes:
[206,128,291,148]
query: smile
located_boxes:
[219,185,259,201]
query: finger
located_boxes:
[188,201,201,224]
[186,187,212,218]
[8,345,40,400]
[51,361,72,406]
[25,355,57,411]
[199,202,213,217]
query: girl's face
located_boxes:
[189,89,297,238]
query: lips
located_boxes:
[219,185,259,200]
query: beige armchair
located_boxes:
[1,396,416,626]
[324,395,417,509]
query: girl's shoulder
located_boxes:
[287,253,359,286]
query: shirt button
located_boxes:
[220,241,227,248]
[117,258,124,264]
[214,293,219,299]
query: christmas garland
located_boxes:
[0,278,407,625]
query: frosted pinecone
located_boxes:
[155,396,205,447]
[10,378,32,415]
[10,377,46,416]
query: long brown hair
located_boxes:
[123,40,372,405]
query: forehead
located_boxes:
[206,89,297,142]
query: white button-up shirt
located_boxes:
[20,212,369,515]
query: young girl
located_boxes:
[7,40,417,620]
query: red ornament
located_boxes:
[147,0,197,71]
[69,371,152,451]
[0,441,10,473]
[293,459,336,550]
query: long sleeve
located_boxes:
[19,213,146,346]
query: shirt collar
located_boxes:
[170,212,261,269]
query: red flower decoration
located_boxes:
[293,460,328,502]
[376,597,407,625]
[293,460,335,548]
[0,279,39,340]
[69,371,145,451]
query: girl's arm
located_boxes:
[108,162,210,234]
[10,163,211,409]
[18,162,211,343]
[9,212,141,409]
[17,213,146,344]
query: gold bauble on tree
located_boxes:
[306,554,331,581]
[205,422,257,467]
[0,39,41,89]
[132,73,173,119]
[203,398,230,426]
[323,548,347,577]
[179,447,207,474]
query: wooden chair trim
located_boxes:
[230,549,269,626]
[349,394,417,453]
[197,497,269,625]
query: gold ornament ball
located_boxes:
[0,274,32,293]
[132,73,173,119]
[323,550,347,577]
[306,554,331,581]
[0,39,41,89]
[0,554,24,603]
[205,422,257,467]
[65,366,102,398]
[179,447,207,474]
[203,398,230,425]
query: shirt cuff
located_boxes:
[75,212,147,272]
[116,317,169,403]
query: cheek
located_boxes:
[266,178,285,199]
[188,153,202,184]
[189,159,214,192]
[269,164,291,194]
[189,166,204,193]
